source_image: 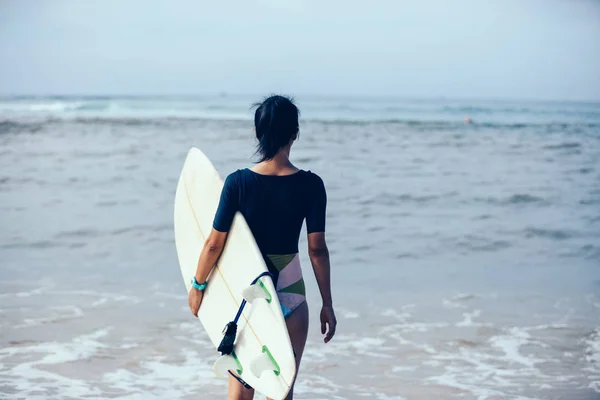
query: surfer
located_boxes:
[188,95,337,400]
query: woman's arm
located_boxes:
[189,170,239,317]
[188,229,228,317]
[308,231,337,343]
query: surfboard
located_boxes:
[173,147,296,399]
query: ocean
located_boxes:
[1,95,599,399]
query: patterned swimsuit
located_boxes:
[212,168,326,319]
[267,254,305,318]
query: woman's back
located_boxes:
[213,168,326,255]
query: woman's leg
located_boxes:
[268,301,309,400]
[228,374,255,400]
[229,302,309,400]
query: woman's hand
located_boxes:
[320,305,337,343]
[188,288,204,317]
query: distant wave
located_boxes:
[443,105,600,118]
[542,142,581,150]
[1,96,599,126]
[524,227,573,240]
[473,194,547,206]
[505,194,546,205]
[443,105,521,114]
[28,102,81,112]
[1,116,599,135]
[0,120,48,134]
[74,103,112,111]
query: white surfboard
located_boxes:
[174,147,296,399]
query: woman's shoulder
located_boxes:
[227,168,251,177]
[223,169,245,186]
[301,169,325,190]
[303,169,323,179]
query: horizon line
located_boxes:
[0,92,599,104]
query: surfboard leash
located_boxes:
[217,271,274,355]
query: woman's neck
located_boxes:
[254,147,299,175]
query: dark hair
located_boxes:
[253,95,300,162]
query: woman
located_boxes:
[187,95,337,400]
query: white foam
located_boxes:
[422,321,572,399]
[527,323,569,330]
[403,321,450,332]
[426,373,526,400]
[294,373,343,396]
[169,322,211,347]
[443,298,465,309]
[103,350,223,398]
[48,290,144,305]
[443,293,476,309]
[584,328,600,393]
[0,287,45,299]
[422,360,442,367]
[374,393,407,400]
[154,292,187,300]
[585,294,600,309]
[91,298,108,307]
[119,343,139,350]
[456,309,484,327]
[343,311,359,319]
[378,315,449,334]
[489,327,543,368]
[381,308,400,317]
[0,329,110,398]
[303,334,395,365]
[391,365,417,373]
[387,332,437,354]
[29,101,80,112]
[380,305,416,319]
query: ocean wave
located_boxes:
[506,194,546,204]
[4,96,598,119]
[73,102,112,111]
[30,101,82,112]
[0,115,599,133]
[0,94,598,132]
[473,193,548,206]
[443,104,600,118]
[543,142,582,150]
[0,120,48,134]
[443,105,515,114]
[0,240,62,250]
[524,227,574,240]
[15,306,84,328]
[380,192,442,205]
[454,235,513,252]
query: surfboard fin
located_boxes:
[213,352,243,378]
[242,280,272,304]
[249,345,280,378]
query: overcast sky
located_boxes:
[1,0,599,100]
